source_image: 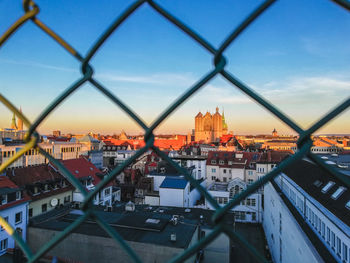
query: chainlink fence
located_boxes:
[0,0,349,262]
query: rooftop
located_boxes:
[159,177,188,189]
[282,159,350,226]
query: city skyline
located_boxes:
[0,0,349,135]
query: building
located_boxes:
[27,204,267,263]
[61,158,117,206]
[264,159,349,263]
[171,154,207,180]
[255,151,291,181]
[194,107,228,143]
[28,205,200,263]
[206,178,263,223]
[7,164,74,218]
[206,151,262,184]
[0,176,29,256]
[0,140,84,170]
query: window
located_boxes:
[211,176,216,181]
[16,191,21,200]
[211,168,216,173]
[321,181,335,193]
[331,186,346,200]
[104,188,111,196]
[42,203,47,213]
[223,169,226,174]
[223,177,227,182]
[1,217,8,231]
[1,195,7,205]
[342,243,348,262]
[64,195,71,203]
[211,160,216,165]
[248,179,253,185]
[29,208,33,218]
[219,160,224,165]
[327,227,330,244]
[331,231,335,250]
[15,212,22,224]
[252,212,256,221]
[0,238,8,251]
[336,237,341,256]
[321,222,325,239]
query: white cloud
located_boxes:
[0,58,77,72]
[97,72,196,87]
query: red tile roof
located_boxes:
[0,176,30,210]
[6,164,74,201]
[60,158,114,188]
[206,151,262,169]
[0,175,19,189]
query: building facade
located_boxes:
[195,107,228,143]
[0,176,29,256]
[264,159,349,263]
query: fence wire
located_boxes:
[0,0,349,262]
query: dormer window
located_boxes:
[331,187,346,200]
[44,184,49,192]
[16,191,21,200]
[219,160,224,165]
[211,160,217,165]
[313,180,322,187]
[228,161,232,165]
[321,181,335,193]
[1,195,7,205]
[346,200,350,210]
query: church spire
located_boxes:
[11,112,18,130]
[17,107,23,131]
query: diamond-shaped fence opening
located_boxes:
[0,0,349,262]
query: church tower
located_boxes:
[222,110,228,135]
[17,107,23,131]
[194,112,203,142]
[11,113,17,130]
[213,107,222,142]
[194,107,228,143]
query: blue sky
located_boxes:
[0,0,349,135]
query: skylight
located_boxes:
[313,180,322,187]
[331,187,346,200]
[145,218,160,224]
[346,201,350,210]
[321,181,335,193]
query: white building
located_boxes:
[264,159,349,263]
[0,176,29,256]
[206,178,262,223]
[0,141,84,169]
[61,158,116,206]
[206,151,262,184]
[171,154,207,180]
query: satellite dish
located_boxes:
[50,198,58,207]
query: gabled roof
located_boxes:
[6,164,74,200]
[60,158,113,188]
[79,134,99,143]
[258,151,291,163]
[0,176,30,210]
[7,164,65,186]
[160,177,188,189]
[0,175,20,189]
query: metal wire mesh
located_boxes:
[0,0,349,262]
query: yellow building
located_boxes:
[195,107,228,143]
